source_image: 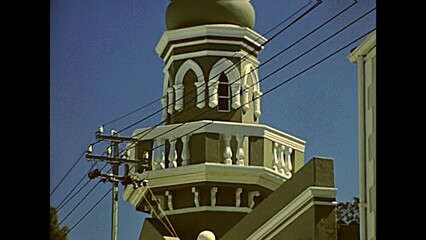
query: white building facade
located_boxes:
[348,30,376,240]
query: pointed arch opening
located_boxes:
[174,59,205,111]
[208,58,241,110]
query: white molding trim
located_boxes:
[348,30,376,63]
[175,59,205,85]
[246,186,337,240]
[242,64,260,92]
[156,24,267,56]
[163,50,259,74]
[162,71,171,119]
[132,120,306,153]
[162,38,259,62]
[159,206,252,217]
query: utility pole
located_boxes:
[86,126,150,240]
[111,136,119,240]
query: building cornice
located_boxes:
[162,38,259,63]
[156,24,267,57]
[129,162,288,191]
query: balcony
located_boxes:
[128,120,306,180]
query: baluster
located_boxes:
[236,134,245,166]
[284,146,293,178]
[168,138,177,168]
[279,144,285,175]
[272,143,279,172]
[181,135,190,166]
[155,138,165,169]
[223,134,233,165]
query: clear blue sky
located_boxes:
[50,0,376,239]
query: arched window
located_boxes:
[218,73,230,111]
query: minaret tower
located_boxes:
[123,1,307,239]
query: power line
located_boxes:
[50,150,86,196]
[148,187,179,238]
[68,188,112,233]
[57,163,109,211]
[142,194,177,238]
[103,98,159,126]
[50,140,102,196]
[59,168,112,226]
[262,29,375,95]
[121,2,368,159]
[266,0,323,43]
[262,0,314,36]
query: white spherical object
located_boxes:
[197,230,216,240]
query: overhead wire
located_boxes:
[142,194,177,238]
[147,187,179,238]
[67,188,112,233]
[59,167,112,226]
[50,140,102,196]
[57,163,109,211]
[50,150,86,196]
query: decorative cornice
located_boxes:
[130,162,287,190]
[162,38,259,62]
[156,24,267,57]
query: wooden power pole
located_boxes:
[86,128,150,240]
